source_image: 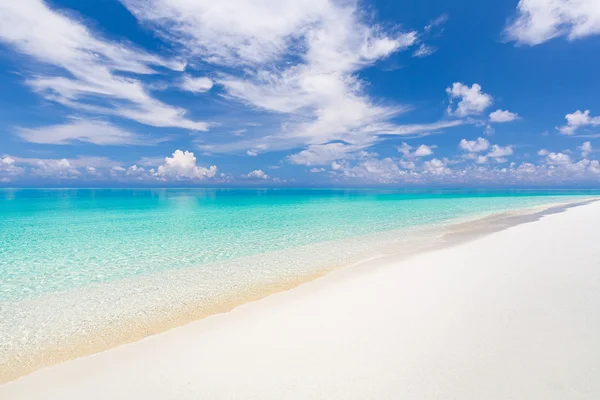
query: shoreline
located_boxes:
[3,198,600,398]
[1,197,597,384]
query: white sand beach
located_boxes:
[2,200,600,399]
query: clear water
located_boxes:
[1,188,598,303]
[1,188,599,381]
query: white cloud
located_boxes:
[557,110,600,135]
[579,141,593,157]
[246,149,259,156]
[398,160,416,170]
[489,109,519,123]
[0,0,207,131]
[246,169,269,180]
[413,144,435,157]
[126,165,147,176]
[397,142,412,156]
[546,152,572,165]
[475,155,490,164]
[488,144,514,158]
[9,155,121,169]
[85,166,99,176]
[589,160,600,174]
[374,120,467,136]
[425,14,449,32]
[180,76,214,93]
[122,0,424,160]
[288,143,364,166]
[446,83,493,117]
[329,149,600,185]
[423,158,451,176]
[537,148,549,156]
[155,150,217,179]
[30,158,81,178]
[135,157,166,167]
[121,0,415,66]
[412,44,436,58]
[459,137,490,152]
[336,157,407,183]
[1,152,222,182]
[483,124,494,136]
[397,142,435,158]
[460,140,512,164]
[16,119,151,145]
[505,0,600,46]
[0,156,25,178]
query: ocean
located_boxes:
[0,188,598,380]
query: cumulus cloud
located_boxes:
[459,137,490,152]
[423,158,451,175]
[446,83,493,117]
[546,152,572,165]
[30,158,81,178]
[16,119,153,145]
[460,139,512,164]
[505,0,600,46]
[155,150,217,180]
[335,158,408,183]
[488,145,514,158]
[180,76,214,93]
[329,149,600,185]
[0,156,25,179]
[0,0,207,131]
[579,141,593,157]
[2,157,15,165]
[0,153,221,182]
[0,152,223,182]
[557,110,600,135]
[413,144,435,157]
[246,169,269,180]
[489,109,519,123]
[398,142,436,158]
[538,148,549,156]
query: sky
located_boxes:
[0,0,600,187]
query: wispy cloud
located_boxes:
[505,0,600,46]
[121,0,424,160]
[16,119,163,145]
[0,0,207,130]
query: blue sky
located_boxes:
[1,0,599,187]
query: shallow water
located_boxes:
[1,189,599,381]
[2,188,598,302]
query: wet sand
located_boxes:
[2,199,599,398]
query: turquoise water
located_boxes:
[1,188,599,380]
[1,189,598,303]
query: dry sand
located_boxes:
[2,200,600,399]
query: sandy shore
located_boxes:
[3,200,600,399]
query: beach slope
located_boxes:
[3,201,600,399]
